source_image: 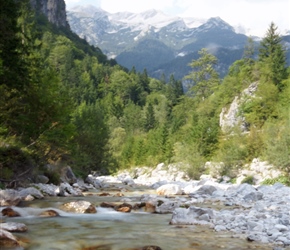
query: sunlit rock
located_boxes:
[115,203,132,213]
[156,184,183,195]
[155,200,179,214]
[1,222,27,232]
[19,187,44,200]
[0,190,22,206]
[60,201,96,213]
[39,209,60,217]
[59,182,83,197]
[0,229,21,248]
[32,183,58,196]
[170,206,215,225]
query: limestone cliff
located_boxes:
[219,82,258,133]
[30,0,70,28]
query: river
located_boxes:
[2,187,277,250]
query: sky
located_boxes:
[64,0,290,37]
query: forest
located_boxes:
[1,0,290,187]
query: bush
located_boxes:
[241,175,254,185]
[172,142,206,180]
[262,176,290,186]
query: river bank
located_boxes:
[1,161,289,249]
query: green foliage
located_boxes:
[172,142,206,180]
[186,48,220,100]
[241,175,254,184]
[71,102,110,174]
[263,118,290,173]
[258,22,287,91]
[0,146,35,186]
[240,81,279,128]
[262,176,290,186]
[1,4,289,182]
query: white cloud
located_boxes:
[100,0,174,14]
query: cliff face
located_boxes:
[30,0,70,28]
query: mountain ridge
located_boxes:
[67,6,289,79]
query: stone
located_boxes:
[1,222,27,232]
[215,225,227,232]
[155,201,179,214]
[19,187,44,199]
[116,206,131,213]
[100,202,116,209]
[60,166,77,184]
[32,183,58,196]
[243,191,263,202]
[156,184,183,196]
[170,206,214,225]
[193,185,217,196]
[140,246,162,250]
[59,182,83,197]
[145,203,156,213]
[0,229,20,248]
[60,201,96,214]
[39,209,60,217]
[1,207,21,217]
[35,174,49,184]
[0,189,22,206]
[115,203,132,213]
[275,224,289,232]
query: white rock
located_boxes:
[156,184,182,195]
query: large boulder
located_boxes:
[19,187,44,200]
[32,183,59,196]
[156,184,183,196]
[60,166,77,184]
[0,190,22,206]
[170,206,215,225]
[59,182,83,197]
[60,201,96,214]
[0,229,21,248]
[0,222,27,232]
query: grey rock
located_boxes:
[35,175,49,184]
[19,187,44,199]
[243,191,263,202]
[0,189,22,206]
[60,166,77,185]
[1,222,27,232]
[0,229,21,248]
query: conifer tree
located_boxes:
[185,48,220,100]
[258,22,287,90]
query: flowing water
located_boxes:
[2,188,276,250]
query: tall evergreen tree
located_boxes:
[0,0,29,89]
[185,48,220,100]
[258,22,287,90]
[144,102,156,131]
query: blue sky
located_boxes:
[64,0,290,37]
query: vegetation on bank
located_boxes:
[0,0,289,187]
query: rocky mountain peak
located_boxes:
[199,17,235,32]
[30,0,70,28]
[69,5,103,17]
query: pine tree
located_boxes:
[258,22,287,91]
[185,48,220,100]
[144,103,156,131]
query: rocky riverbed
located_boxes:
[1,161,290,249]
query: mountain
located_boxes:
[67,6,289,79]
[30,0,70,28]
